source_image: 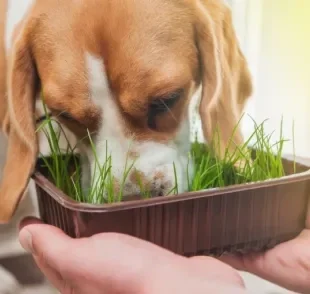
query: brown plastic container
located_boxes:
[33,155,310,256]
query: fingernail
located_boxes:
[19,229,34,254]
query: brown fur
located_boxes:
[0,0,252,222]
[195,0,252,159]
[0,3,39,222]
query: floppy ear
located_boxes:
[0,25,38,223]
[194,0,253,161]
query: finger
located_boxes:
[33,256,70,292]
[19,216,44,228]
[219,230,310,293]
[18,220,74,274]
[189,256,245,287]
[217,253,246,271]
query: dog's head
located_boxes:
[0,0,252,222]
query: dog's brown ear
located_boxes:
[0,25,38,223]
[194,0,253,160]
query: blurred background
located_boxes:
[192,0,310,159]
[223,1,309,292]
[0,0,309,293]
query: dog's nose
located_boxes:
[123,183,166,197]
[150,185,166,197]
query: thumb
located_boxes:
[18,217,73,271]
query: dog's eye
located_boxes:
[59,111,75,121]
[147,89,183,129]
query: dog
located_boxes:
[0,0,253,223]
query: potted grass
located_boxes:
[33,110,310,256]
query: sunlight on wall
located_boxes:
[252,0,310,157]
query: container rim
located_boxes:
[32,158,310,213]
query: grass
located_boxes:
[190,118,287,191]
[36,108,295,204]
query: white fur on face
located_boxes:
[85,53,193,198]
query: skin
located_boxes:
[19,217,247,294]
[19,217,310,294]
[220,229,310,294]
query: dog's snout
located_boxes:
[150,181,172,197]
[127,169,173,197]
[85,135,193,201]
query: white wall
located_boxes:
[252,0,310,157]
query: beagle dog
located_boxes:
[0,0,253,223]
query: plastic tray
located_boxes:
[33,156,310,256]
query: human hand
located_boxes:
[19,217,247,294]
[220,229,310,294]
